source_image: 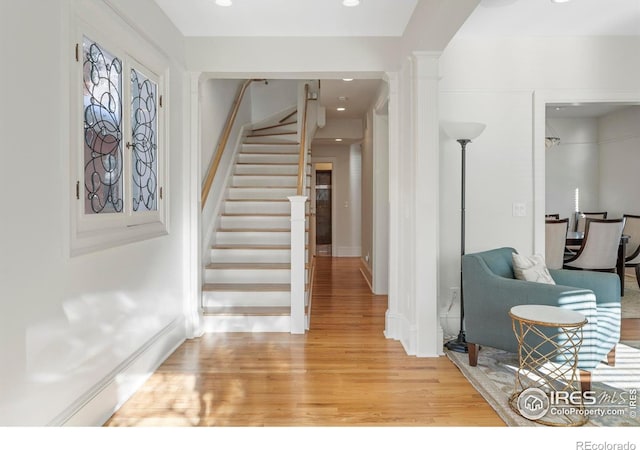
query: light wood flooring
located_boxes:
[105,259,640,427]
[105,257,505,426]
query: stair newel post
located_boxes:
[289,195,308,334]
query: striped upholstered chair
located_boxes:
[462,247,620,391]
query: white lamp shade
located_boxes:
[441,121,486,141]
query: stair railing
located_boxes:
[290,83,312,334]
[201,79,263,208]
[296,83,310,196]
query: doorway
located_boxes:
[315,164,333,256]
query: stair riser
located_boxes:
[202,315,291,333]
[235,165,298,175]
[224,201,291,214]
[244,135,298,144]
[227,188,296,200]
[237,153,299,164]
[215,231,290,245]
[241,144,299,154]
[220,216,292,229]
[202,290,290,307]
[232,175,297,187]
[204,269,291,284]
[250,123,297,135]
[210,248,293,263]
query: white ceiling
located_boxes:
[153,0,640,134]
[153,0,640,38]
[152,0,419,37]
[456,0,640,38]
[320,78,383,119]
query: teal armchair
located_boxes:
[461,247,620,389]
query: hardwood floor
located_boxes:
[105,257,504,427]
[622,318,640,341]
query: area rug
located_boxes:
[623,274,640,318]
[446,340,640,427]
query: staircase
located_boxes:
[202,108,312,332]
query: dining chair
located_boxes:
[545,218,569,269]
[574,211,608,233]
[564,218,625,272]
[623,214,640,289]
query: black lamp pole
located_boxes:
[444,138,471,353]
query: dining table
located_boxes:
[565,231,629,296]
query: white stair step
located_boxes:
[241,143,299,154]
[235,163,298,175]
[220,214,291,229]
[237,153,299,164]
[215,229,290,245]
[224,199,291,214]
[210,245,293,263]
[232,175,297,187]
[204,263,291,283]
[243,134,298,144]
[202,289,290,307]
[248,130,297,140]
[201,311,291,333]
[227,187,297,200]
[202,283,291,307]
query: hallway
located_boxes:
[105,257,504,426]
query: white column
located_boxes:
[384,72,401,340]
[184,71,203,339]
[289,195,308,334]
[412,52,443,357]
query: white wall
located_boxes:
[200,79,249,181]
[599,106,640,218]
[249,79,298,124]
[361,108,374,273]
[200,78,252,258]
[545,117,600,228]
[0,0,188,425]
[438,36,640,336]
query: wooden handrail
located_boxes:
[201,79,262,208]
[296,84,310,196]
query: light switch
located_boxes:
[512,202,526,217]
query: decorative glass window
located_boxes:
[83,37,124,214]
[130,68,158,213]
[72,30,167,255]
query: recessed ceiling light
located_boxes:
[335,138,343,142]
[215,0,232,6]
[342,78,354,82]
[336,107,346,111]
[550,0,571,3]
[343,0,360,7]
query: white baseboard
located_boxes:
[384,310,416,356]
[336,246,361,257]
[54,318,185,426]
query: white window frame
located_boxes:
[70,12,169,256]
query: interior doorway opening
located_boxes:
[315,163,333,256]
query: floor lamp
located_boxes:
[442,121,486,353]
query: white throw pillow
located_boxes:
[512,253,556,285]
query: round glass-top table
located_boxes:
[508,305,588,426]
